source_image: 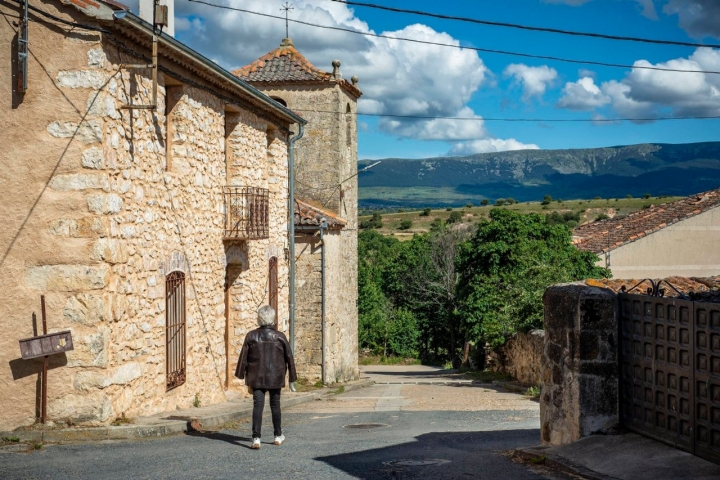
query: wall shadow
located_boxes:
[314,428,540,479]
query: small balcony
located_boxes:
[223,186,270,240]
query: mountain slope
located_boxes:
[358,142,720,207]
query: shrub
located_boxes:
[495,198,506,206]
[360,212,383,229]
[480,199,490,206]
[420,208,431,217]
[398,219,412,230]
[466,203,473,208]
[595,213,610,221]
[643,193,651,199]
[446,211,463,224]
[626,194,633,199]
[541,194,552,205]
[446,207,453,211]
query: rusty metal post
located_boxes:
[40,295,48,424]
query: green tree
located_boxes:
[541,194,552,205]
[466,203,473,208]
[495,198,506,206]
[360,212,383,229]
[420,208,431,217]
[643,193,651,199]
[398,219,413,230]
[446,211,463,224]
[480,199,490,206]
[458,209,609,348]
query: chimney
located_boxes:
[139,0,175,37]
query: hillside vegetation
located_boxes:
[359,195,682,239]
[358,141,720,208]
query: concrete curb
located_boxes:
[1,379,375,445]
[492,380,530,395]
[512,447,620,480]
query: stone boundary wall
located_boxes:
[540,284,618,446]
[488,330,545,386]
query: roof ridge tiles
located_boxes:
[573,186,720,254]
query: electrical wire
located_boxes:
[332,0,720,50]
[290,108,720,123]
[10,0,112,34]
[185,0,720,76]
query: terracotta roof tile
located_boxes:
[232,38,362,98]
[573,187,720,254]
[294,199,346,229]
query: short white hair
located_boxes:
[257,305,276,327]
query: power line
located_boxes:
[291,109,720,123]
[185,0,720,76]
[333,0,720,50]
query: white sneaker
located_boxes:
[273,434,285,446]
[251,438,261,449]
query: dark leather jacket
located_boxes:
[235,326,297,389]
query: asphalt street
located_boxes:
[0,366,569,480]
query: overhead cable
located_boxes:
[332,0,720,50]
[186,0,720,76]
[292,109,720,123]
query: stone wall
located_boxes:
[488,330,545,385]
[0,2,291,430]
[258,75,359,384]
[540,284,618,446]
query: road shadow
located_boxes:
[315,428,540,479]
[186,429,255,449]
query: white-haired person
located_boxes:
[235,305,297,449]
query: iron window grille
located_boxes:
[166,271,186,391]
[223,186,270,240]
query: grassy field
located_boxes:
[358,196,683,239]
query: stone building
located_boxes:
[234,39,361,383]
[573,188,720,279]
[0,0,304,430]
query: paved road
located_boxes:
[0,366,568,479]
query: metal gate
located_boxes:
[619,284,720,464]
[166,271,186,391]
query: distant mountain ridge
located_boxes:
[358,142,720,208]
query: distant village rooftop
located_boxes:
[573,187,720,254]
[232,38,362,98]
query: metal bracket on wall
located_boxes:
[121,0,168,110]
[17,0,28,93]
[120,33,158,110]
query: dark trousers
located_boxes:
[252,388,282,438]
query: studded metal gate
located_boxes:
[619,287,720,464]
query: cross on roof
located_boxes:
[280,2,294,39]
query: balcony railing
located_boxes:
[223,186,270,240]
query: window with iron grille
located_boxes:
[166,271,186,391]
[269,257,278,328]
[223,186,270,240]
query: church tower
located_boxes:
[234,38,362,383]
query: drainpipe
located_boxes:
[288,124,304,353]
[319,219,328,384]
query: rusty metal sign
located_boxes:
[19,330,74,360]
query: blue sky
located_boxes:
[139,0,720,158]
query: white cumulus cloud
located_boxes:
[504,64,558,102]
[125,0,538,148]
[608,48,720,118]
[449,139,540,155]
[556,77,610,110]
